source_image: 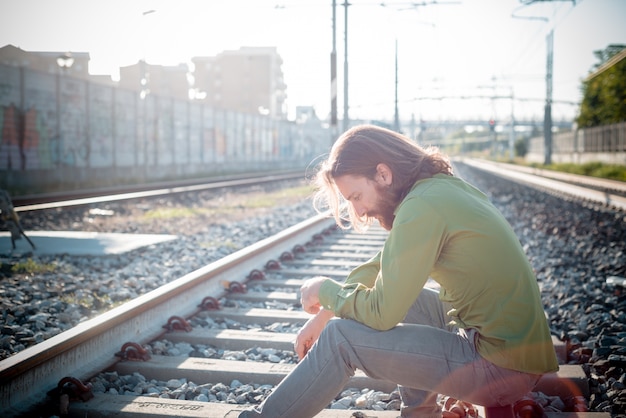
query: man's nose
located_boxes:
[354,204,367,217]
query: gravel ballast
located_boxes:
[1,166,625,415]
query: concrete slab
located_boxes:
[67,394,405,418]
[0,230,178,256]
[64,393,613,418]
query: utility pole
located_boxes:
[330,0,338,143]
[510,1,579,165]
[544,29,553,165]
[343,0,350,132]
[509,87,515,161]
[338,1,454,133]
[394,39,400,132]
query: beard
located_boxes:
[368,183,401,230]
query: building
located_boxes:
[0,44,289,118]
[0,44,89,79]
[192,46,287,119]
[118,60,191,101]
[295,106,320,124]
[190,55,216,101]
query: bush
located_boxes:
[514,138,528,158]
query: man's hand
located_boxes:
[294,309,334,360]
[300,276,327,314]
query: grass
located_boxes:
[528,161,626,182]
[143,207,211,219]
[60,292,114,310]
[8,258,56,275]
[493,157,626,182]
[141,185,314,220]
[244,185,314,208]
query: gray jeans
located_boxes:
[238,287,539,418]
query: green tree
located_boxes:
[515,137,528,157]
[577,45,626,128]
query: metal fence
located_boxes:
[527,121,626,164]
[583,121,626,153]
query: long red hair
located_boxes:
[313,125,453,230]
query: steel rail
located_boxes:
[464,158,626,194]
[458,158,626,211]
[0,213,336,417]
[13,171,305,212]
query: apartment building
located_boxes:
[0,44,288,119]
[192,46,287,119]
[0,44,89,79]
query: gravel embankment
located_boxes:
[458,164,625,416]
[1,167,625,416]
[1,180,317,358]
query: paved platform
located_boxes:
[0,230,178,256]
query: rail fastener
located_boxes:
[114,342,152,361]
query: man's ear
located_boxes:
[376,163,393,186]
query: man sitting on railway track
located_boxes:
[235,125,559,418]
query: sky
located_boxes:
[1,0,625,124]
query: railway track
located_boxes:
[457,158,626,211]
[1,161,619,417]
[11,171,304,212]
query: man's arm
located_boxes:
[294,308,334,359]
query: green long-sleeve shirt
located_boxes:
[318,174,559,375]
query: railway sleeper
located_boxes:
[109,354,590,401]
[332,238,388,247]
[283,258,368,268]
[163,329,568,366]
[63,317,597,418]
[304,246,387,255]
[50,301,601,416]
[207,307,309,324]
[230,290,299,304]
[65,394,614,418]
[65,356,601,418]
[273,267,351,278]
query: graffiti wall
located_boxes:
[0,64,331,189]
